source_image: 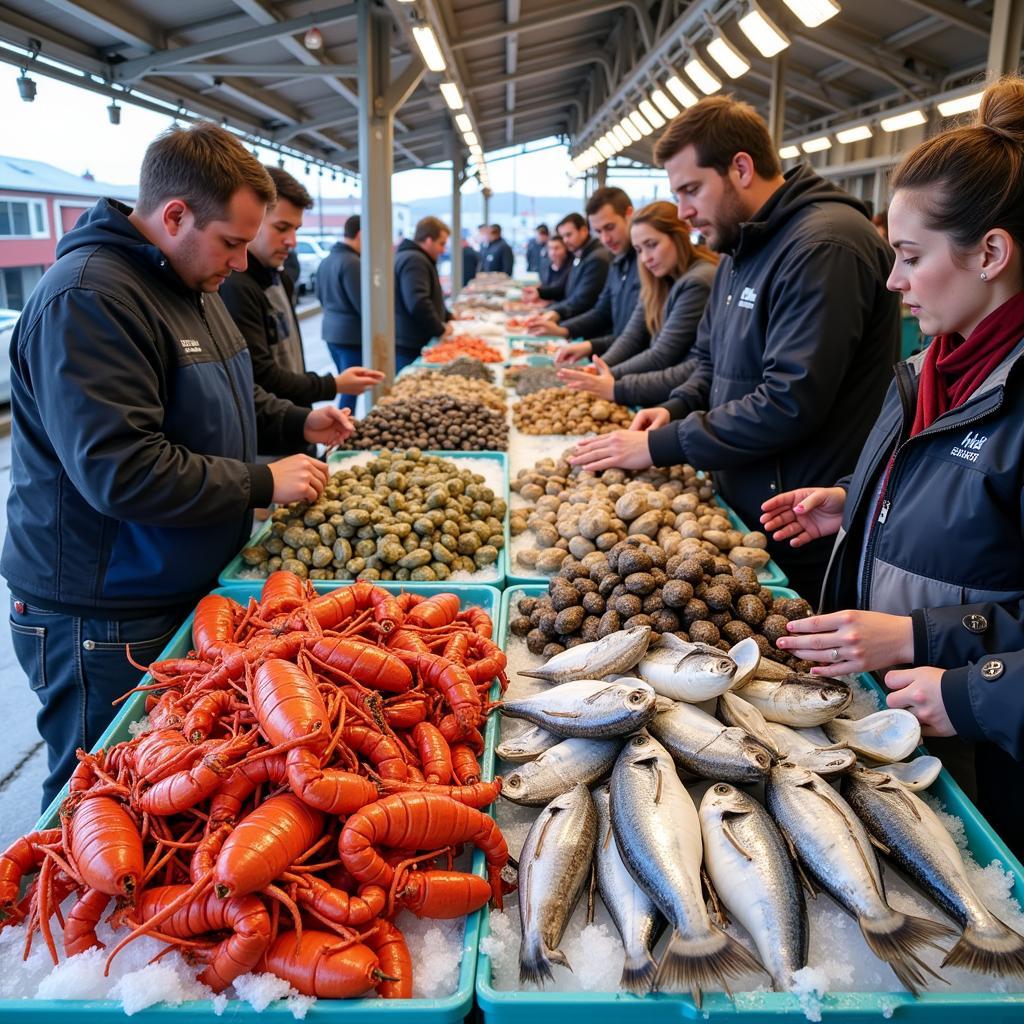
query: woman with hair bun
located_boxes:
[760,77,1024,854]
[555,201,718,406]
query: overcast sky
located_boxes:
[0,61,665,207]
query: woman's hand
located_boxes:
[554,341,593,365]
[558,356,614,400]
[568,429,654,472]
[303,405,354,445]
[760,487,846,547]
[884,666,956,737]
[630,407,671,431]
[521,286,540,302]
[336,366,385,395]
[775,610,914,676]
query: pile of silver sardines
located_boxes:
[495,625,1024,1005]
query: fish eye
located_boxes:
[632,735,647,746]
[627,691,646,704]
[714,784,731,795]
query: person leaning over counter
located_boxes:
[539,234,571,293]
[527,187,640,345]
[394,215,453,372]
[220,171,381,420]
[758,77,1024,855]
[556,200,717,408]
[570,95,899,600]
[2,122,353,810]
[522,213,610,321]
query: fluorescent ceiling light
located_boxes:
[412,25,446,72]
[629,110,654,136]
[685,57,721,94]
[781,0,840,27]
[619,115,642,142]
[880,109,926,132]
[650,89,679,119]
[455,113,472,132]
[612,124,631,147]
[778,145,800,159]
[706,35,750,80]
[596,137,614,158]
[801,136,832,152]
[937,91,983,117]
[836,124,872,143]
[638,98,666,129]
[607,131,625,153]
[665,75,698,108]
[439,82,462,109]
[739,5,790,58]
[464,131,478,146]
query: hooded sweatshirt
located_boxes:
[2,199,307,616]
[646,165,900,583]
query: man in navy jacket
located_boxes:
[482,224,514,275]
[524,213,611,322]
[394,215,452,369]
[2,123,353,809]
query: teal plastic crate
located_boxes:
[8,580,502,1021]
[219,450,510,589]
[712,496,789,588]
[479,585,1024,1022]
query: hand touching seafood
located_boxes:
[760,487,846,547]
[558,355,615,400]
[775,610,915,676]
[884,666,956,737]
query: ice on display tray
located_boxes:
[219,450,510,588]
[1,581,501,1022]
[475,585,1024,1023]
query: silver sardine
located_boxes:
[518,625,652,683]
[502,737,622,805]
[498,678,658,738]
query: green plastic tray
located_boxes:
[219,451,510,589]
[10,581,502,1021]
[478,585,1024,1022]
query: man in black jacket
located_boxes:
[317,214,385,408]
[482,224,514,275]
[221,170,381,418]
[523,213,611,321]
[570,96,899,598]
[394,215,452,370]
[2,123,354,808]
[529,187,637,342]
[526,224,549,273]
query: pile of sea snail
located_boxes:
[345,394,509,451]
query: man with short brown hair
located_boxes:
[571,95,899,598]
[2,122,353,809]
[220,166,381,413]
[394,215,452,369]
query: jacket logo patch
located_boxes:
[950,430,988,463]
[738,286,757,310]
[179,338,202,355]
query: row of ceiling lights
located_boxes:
[403,9,491,191]
[570,0,840,175]
[779,89,983,158]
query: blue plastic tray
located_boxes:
[479,585,1024,1022]
[9,580,502,1021]
[219,451,510,589]
[712,497,788,588]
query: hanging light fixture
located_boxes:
[781,0,840,28]
[880,109,926,132]
[684,56,721,94]
[17,69,36,102]
[836,124,872,143]
[937,92,983,117]
[440,82,463,109]
[412,24,446,72]
[778,145,800,159]
[706,33,751,79]
[303,26,324,50]
[738,3,790,58]
[801,136,832,152]
[619,115,642,142]
[107,99,121,124]
[639,98,666,128]
[665,75,698,108]
[628,110,654,136]
[650,89,679,119]
[612,124,631,148]
[455,113,472,132]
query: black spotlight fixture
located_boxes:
[17,70,36,102]
[107,100,121,125]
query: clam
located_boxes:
[874,754,942,791]
[727,636,762,690]
[765,722,857,777]
[823,708,922,762]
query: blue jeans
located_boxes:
[326,342,362,410]
[8,598,184,812]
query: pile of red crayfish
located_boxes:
[0,573,511,1000]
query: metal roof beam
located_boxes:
[896,0,990,37]
[113,3,357,80]
[159,62,360,77]
[470,53,614,93]
[477,99,581,130]
[451,0,634,51]
[38,0,162,51]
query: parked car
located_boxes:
[293,238,328,295]
[0,308,19,406]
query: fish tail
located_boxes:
[517,670,552,680]
[652,927,767,1006]
[619,950,658,995]
[858,911,955,994]
[942,922,1024,978]
[518,939,570,987]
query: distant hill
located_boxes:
[401,193,582,221]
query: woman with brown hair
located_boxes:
[554,200,717,406]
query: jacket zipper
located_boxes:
[860,367,1005,607]
[196,295,251,459]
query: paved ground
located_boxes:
[0,303,335,850]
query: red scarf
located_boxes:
[911,291,1024,436]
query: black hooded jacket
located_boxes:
[646,165,900,581]
[393,238,451,354]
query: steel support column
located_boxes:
[483,191,491,228]
[451,137,464,294]
[596,163,608,188]
[768,53,786,147]
[358,0,424,387]
[989,0,1024,77]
